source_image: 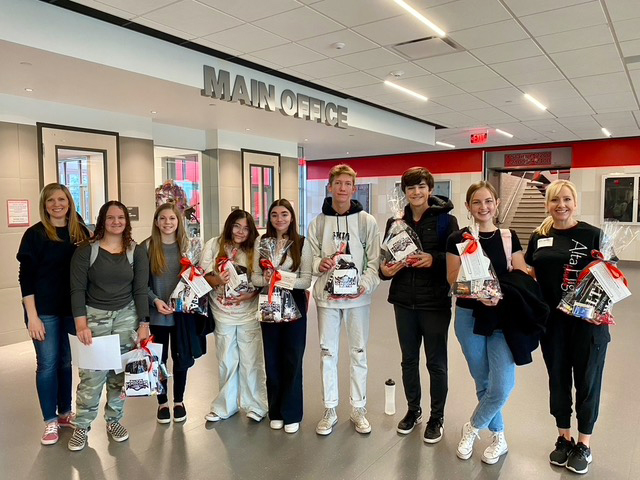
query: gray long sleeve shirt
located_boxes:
[147,242,182,327]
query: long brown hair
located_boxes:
[91,201,133,253]
[147,203,189,276]
[263,199,303,271]
[215,209,258,274]
[39,183,88,243]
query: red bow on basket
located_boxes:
[180,257,205,281]
[260,258,281,304]
[577,250,628,286]
[139,335,156,373]
[462,232,478,254]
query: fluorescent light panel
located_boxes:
[393,0,446,37]
[384,80,428,101]
[523,93,547,110]
[602,127,612,137]
[436,141,455,148]
[495,128,513,138]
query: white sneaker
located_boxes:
[204,412,222,422]
[482,432,508,464]
[246,411,264,422]
[284,423,299,434]
[350,407,372,434]
[270,420,284,430]
[457,422,479,460]
[316,408,338,435]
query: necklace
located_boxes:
[478,229,498,240]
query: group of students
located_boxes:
[18,163,611,475]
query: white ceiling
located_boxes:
[14,0,640,158]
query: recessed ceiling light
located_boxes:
[392,0,446,37]
[150,110,157,114]
[304,138,308,142]
[332,42,346,50]
[24,88,33,92]
[602,127,612,137]
[495,129,513,138]
[523,93,547,110]
[245,128,251,131]
[389,70,405,78]
[384,80,428,101]
[435,141,455,148]
[346,151,350,155]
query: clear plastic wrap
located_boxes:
[558,220,637,324]
[324,232,360,297]
[169,236,211,316]
[215,246,254,307]
[450,224,502,299]
[381,186,423,265]
[123,338,166,397]
[257,237,302,322]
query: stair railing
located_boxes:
[498,175,527,225]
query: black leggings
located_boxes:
[150,324,189,404]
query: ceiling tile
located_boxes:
[519,1,606,37]
[143,0,243,38]
[278,67,315,81]
[310,0,404,28]
[438,66,500,83]
[491,56,557,76]
[612,18,640,42]
[321,71,379,88]
[246,43,326,67]
[606,0,640,22]
[556,115,600,128]
[571,72,632,96]
[254,7,343,41]
[72,0,138,18]
[621,39,640,58]
[134,17,198,40]
[237,54,284,71]
[551,44,624,78]
[196,0,299,22]
[191,38,244,56]
[474,87,528,107]
[202,24,288,54]
[346,82,399,98]
[456,76,513,93]
[297,30,379,58]
[352,15,441,46]
[420,0,512,33]
[432,93,490,110]
[548,97,595,117]
[503,0,591,17]
[425,111,480,128]
[471,39,542,64]
[414,52,482,73]
[449,20,528,50]
[393,100,453,115]
[364,62,429,80]
[536,24,614,54]
[465,107,517,123]
[592,111,638,127]
[420,83,466,97]
[499,103,556,120]
[396,74,451,90]
[518,80,580,101]
[335,48,406,69]
[491,122,547,140]
[500,68,565,85]
[584,92,638,111]
[288,58,357,78]
[97,0,177,16]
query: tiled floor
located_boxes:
[2,263,639,479]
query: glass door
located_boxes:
[243,151,280,233]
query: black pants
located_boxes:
[540,311,609,435]
[260,289,307,424]
[394,305,451,419]
[150,324,189,405]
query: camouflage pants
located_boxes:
[74,301,138,429]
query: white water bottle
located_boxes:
[384,379,396,415]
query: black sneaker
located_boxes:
[173,404,187,423]
[423,416,444,444]
[397,408,422,434]
[157,407,171,424]
[566,442,592,474]
[550,436,575,466]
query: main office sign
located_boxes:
[201,65,348,129]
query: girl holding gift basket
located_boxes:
[446,181,537,465]
[17,183,89,445]
[252,199,312,434]
[525,180,607,475]
[201,210,267,423]
[146,203,210,425]
[68,201,150,451]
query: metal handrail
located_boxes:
[499,175,527,225]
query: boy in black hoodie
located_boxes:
[380,167,458,443]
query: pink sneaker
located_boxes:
[41,422,59,445]
[58,413,75,428]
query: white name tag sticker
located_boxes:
[590,261,631,303]
[537,237,553,249]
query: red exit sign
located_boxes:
[470,131,488,144]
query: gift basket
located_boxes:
[257,237,302,322]
[123,338,167,397]
[381,186,423,265]
[450,224,502,299]
[324,232,360,297]
[216,246,255,306]
[169,237,211,316]
[557,220,636,324]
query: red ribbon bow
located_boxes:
[260,258,282,304]
[577,249,628,287]
[462,232,478,254]
[180,257,205,281]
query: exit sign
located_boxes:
[470,131,488,144]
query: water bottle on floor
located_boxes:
[385,379,396,415]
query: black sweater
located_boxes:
[381,196,459,310]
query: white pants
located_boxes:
[211,322,268,418]
[317,305,370,409]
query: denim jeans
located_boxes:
[454,306,515,432]
[30,315,76,423]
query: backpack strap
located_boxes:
[89,241,136,268]
[500,229,512,271]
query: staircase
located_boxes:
[506,182,547,250]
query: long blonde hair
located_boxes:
[147,203,189,276]
[39,183,88,243]
[534,179,579,235]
